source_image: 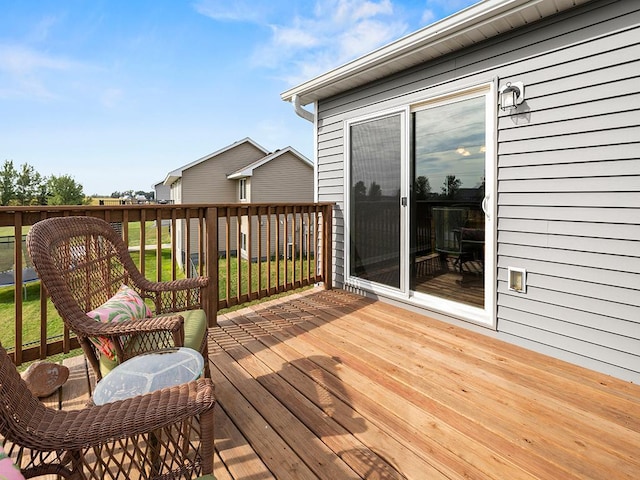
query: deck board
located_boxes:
[29,288,640,479]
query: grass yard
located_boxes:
[0,249,315,352]
[0,249,178,349]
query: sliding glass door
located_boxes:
[346,85,494,323]
[411,95,487,308]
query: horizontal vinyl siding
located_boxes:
[315,0,640,381]
[181,142,266,204]
[317,120,345,285]
[495,0,640,381]
[181,142,266,256]
[250,153,313,203]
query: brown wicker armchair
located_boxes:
[27,216,211,381]
[0,342,215,479]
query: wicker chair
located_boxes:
[0,342,215,479]
[27,215,211,381]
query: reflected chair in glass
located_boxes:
[433,207,467,271]
[433,207,484,276]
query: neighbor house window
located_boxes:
[239,178,247,200]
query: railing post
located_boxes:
[324,204,333,290]
[13,213,23,364]
[206,207,219,327]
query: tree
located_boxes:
[0,160,17,206]
[135,190,154,200]
[441,175,462,199]
[15,164,44,205]
[353,180,367,198]
[415,176,431,200]
[47,175,88,205]
[368,181,382,200]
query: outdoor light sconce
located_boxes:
[499,81,525,111]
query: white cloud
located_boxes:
[0,44,74,75]
[271,23,320,49]
[195,0,478,87]
[0,44,79,98]
[421,9,436,25]
[419,0,478,27]
[315,0,393,23]
[337,18,400,60]
[192,0,273,23]
[245,0,407,84]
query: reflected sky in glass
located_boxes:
[414,96,486,193]
[350,115,401,197]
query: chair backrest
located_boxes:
[0,343,48,450]
[26,216,147,335]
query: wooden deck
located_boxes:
[50,288,639,479]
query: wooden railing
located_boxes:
[0,203,333,365]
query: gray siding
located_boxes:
[180,142,265,256]
[248,151,314,259]
[315,0,640,381]
[181,142,266,204]
[251,151,313,203]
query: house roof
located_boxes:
[163,137,269,186]
[281,0,591,106]
[226,146,312,180]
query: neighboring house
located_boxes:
[162,137,313,265]
[282,0,640,382]
[153,181,171,204]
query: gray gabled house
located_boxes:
[162,137,313,265]
[282,0,640,382]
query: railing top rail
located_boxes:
[0,203,335,228]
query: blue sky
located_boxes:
[0,0,477,196]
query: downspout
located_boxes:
[291,94,318,203]
[292,94,314,122]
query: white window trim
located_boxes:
[239,178,247,201]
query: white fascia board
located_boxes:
[163,172,180,186]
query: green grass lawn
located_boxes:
[0,249,178,349]
[0,248,315,351]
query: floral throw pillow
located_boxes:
[86,285,152,361]
[0,445,25,480]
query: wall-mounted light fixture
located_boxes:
[499,81,525,111]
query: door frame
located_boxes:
[343,106,409,297]
[343,82,497,329]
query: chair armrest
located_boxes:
[135,276,209,314]
[80,314,184,337]
[33,379,215,451]
[137,276,209,293]
[81,314,187,358]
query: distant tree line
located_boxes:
[0,160,89,206]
